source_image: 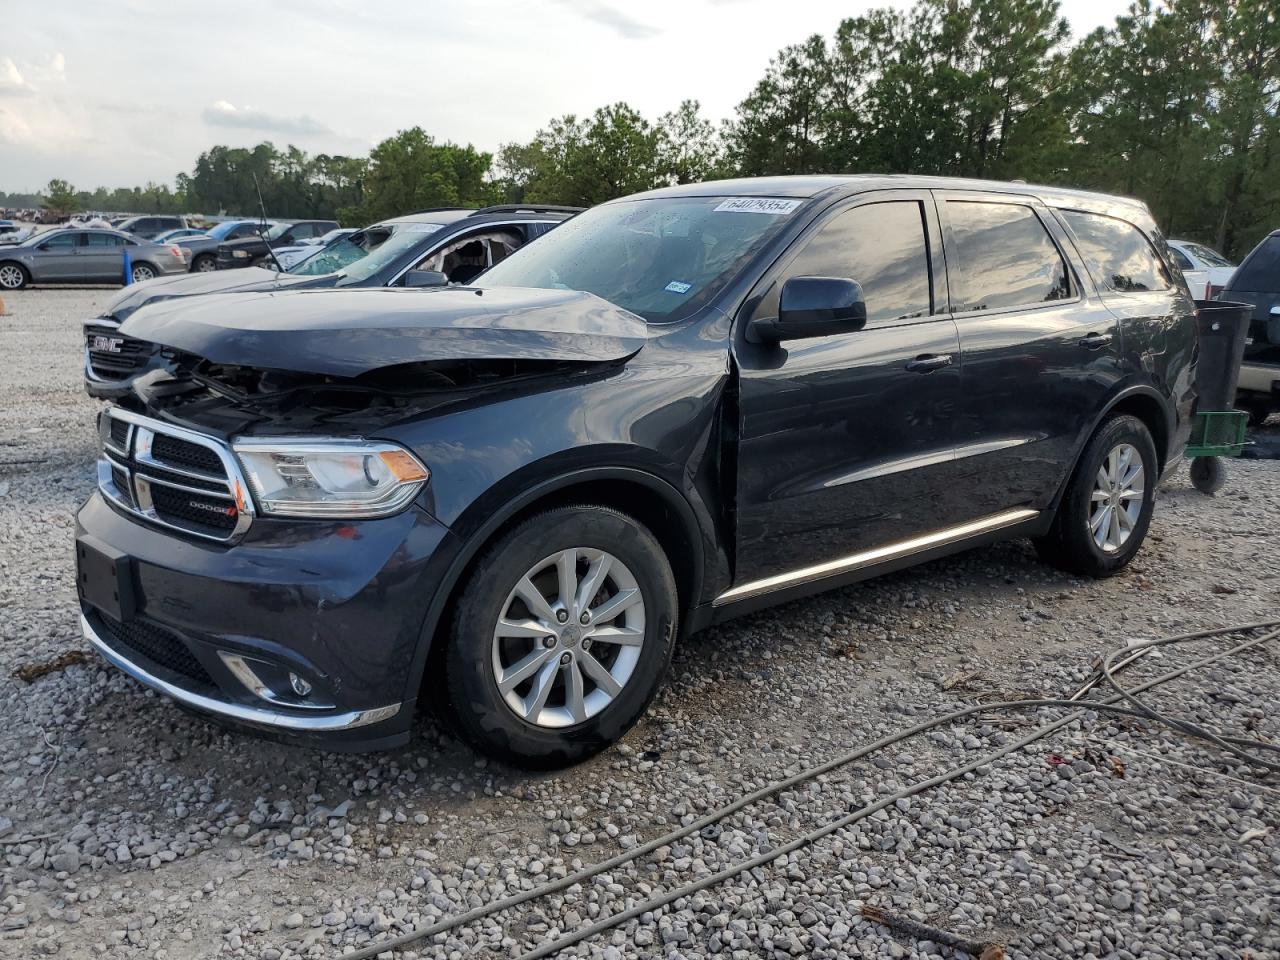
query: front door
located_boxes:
[732,193,965,585]
[937,193,1124,516]
[34,231,85,281]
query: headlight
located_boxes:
[232,249,249,258]
[232,438,429,519]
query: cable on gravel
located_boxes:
[339,619,1280,959]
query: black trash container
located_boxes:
[1194,300,1253,412]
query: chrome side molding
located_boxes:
[714,508,1040,606]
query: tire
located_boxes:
[192,254,216,273]
[1034,414,1158,578]
[441,505,678,767]
[131,262,156,283]
[1189,456,1226,495]
[0,262,28,291]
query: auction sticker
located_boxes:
[713,198,803,215]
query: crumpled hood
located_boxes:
[118,286,650,377]
[102,267,320,321]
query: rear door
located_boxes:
[938,192,1123,516]
[81,231,127,281]
[732,192,965,584]
[33,231,84,280]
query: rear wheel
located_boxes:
[0,262,28,290]
[441,505,678,767]
[131,262,156,283]
[1034,414,1157,577]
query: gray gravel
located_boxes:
[1,286,1278,960]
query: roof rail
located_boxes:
[470,204,584,217]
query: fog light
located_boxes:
[289,672,312,697]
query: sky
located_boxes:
[1,0,1124,194]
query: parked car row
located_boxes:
[74,175,1205,765]
[0,228,188,289]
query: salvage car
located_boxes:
[216,219,339,268]
[1168,239,1236,299]
[75,176,1196,765]
[83,206,578,398]
[1221,228,1280,425]
[0,228,187,289]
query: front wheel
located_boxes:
[1034,414,1158,577]
[441,505,678,767]
[0,262,28,290]
[192,254,216,273]
[131,262,156,283]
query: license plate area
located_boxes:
[75,535,137,622]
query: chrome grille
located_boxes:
[85,322,153,380]
[97,408,255,542]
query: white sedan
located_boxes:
[1169,239,1236,297]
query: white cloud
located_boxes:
[50,51,65,73]
[202,100,334,137]
[0,57,35,96]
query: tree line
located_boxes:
[10,0,1277,257]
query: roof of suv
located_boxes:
[633,175,1149,213]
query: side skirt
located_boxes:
[702,508,1046,625]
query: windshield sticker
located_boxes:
[664,280,693,294]
[713,198,803,215]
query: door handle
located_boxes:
[905,354,953,373]
[1079,331,1113,350]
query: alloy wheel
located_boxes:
[195,258,215,273]
[491,548,645,728]
[0,264,24,289]
[132,264,155,282]
[1089,442,1144,553]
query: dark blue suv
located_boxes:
[75,177,1197,765]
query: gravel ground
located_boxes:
[1,286,1278,960]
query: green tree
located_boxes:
[41,179,79,217]
[726,35,831,175]
[656,100,724,184]
[343,128,495,224]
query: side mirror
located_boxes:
[749,276,868,343]
[404,269,448,288]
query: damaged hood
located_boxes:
[102,267,324,321]
[118,286,651,377]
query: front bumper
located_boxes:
[76,490,460,751]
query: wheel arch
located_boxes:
[1050,384,1173,513]
[406,466,707,707]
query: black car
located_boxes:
[1222,229,1280,425]
[82,206,580,399]
[216,219,339,268]
[115,215,190,240]
[75,176,1196,765]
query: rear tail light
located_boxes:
[170,245,185,259]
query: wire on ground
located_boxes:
[339,619,1279,959]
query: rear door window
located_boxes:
[754,200,933,327]
[85,233,125,247]
[1231,236,1280,292]
[944,201,1073,311]
[1060,210,1172,293]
